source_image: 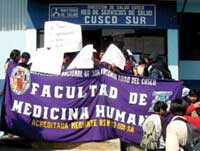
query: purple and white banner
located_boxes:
[3,62,183,143]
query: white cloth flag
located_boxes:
[67,44,96,69]
[30,48,63,75]
[126,49,133,56]
[100,44,126,70]
[44,21,82,53]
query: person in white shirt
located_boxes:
[165,98,188,151]
[142,101,168,151]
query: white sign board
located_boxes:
[30,48,63,75]
[44,21,82,52]
[67,44,96,69]
[100,44,126,70]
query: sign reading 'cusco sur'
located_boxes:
[3,62,182,143]
[49,4,156,26]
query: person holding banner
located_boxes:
[4,49,21,73]
[19,52,31,69]
[0,49,21,96]
[0,49,21,138]
[100,43,126,74]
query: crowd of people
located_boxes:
[57,44,200,151]
[140,89,200,151]
[0,46,200,151]
[1,42,172,81]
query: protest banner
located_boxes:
[2,62,182,143]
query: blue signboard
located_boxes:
[49,4,156,26]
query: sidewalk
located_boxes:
[0,137,121,151]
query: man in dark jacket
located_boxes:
[147,52,172,79]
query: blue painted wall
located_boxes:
[167,29,179,80]
[180,61,200,80]
[0,80,3,91]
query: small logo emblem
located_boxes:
[10,66,31,95]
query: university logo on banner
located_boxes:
[10,66,31,95]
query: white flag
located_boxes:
[100,44,126,70]
[67,44,96,69]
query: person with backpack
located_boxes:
[140,101,168,151]
[166,98,188,151]
[146,52,172,80]
[166,98,200,151]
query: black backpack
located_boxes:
[148,64,164,79]
[174,117,200,151]
[148,62,172,79]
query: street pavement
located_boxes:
[0,137,122,151]
[0,137,32,150]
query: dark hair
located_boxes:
[138,60,146,65]
[10,49,20,62]
[21,52,30,60]
[113,36,124,50]
[149,51,159,62]
[153,101,168,112]
[189,89,198,97]
[170,98,188,116]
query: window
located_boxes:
[37,30,44,48]
[179,13,200,60]
[102,29,167,62]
